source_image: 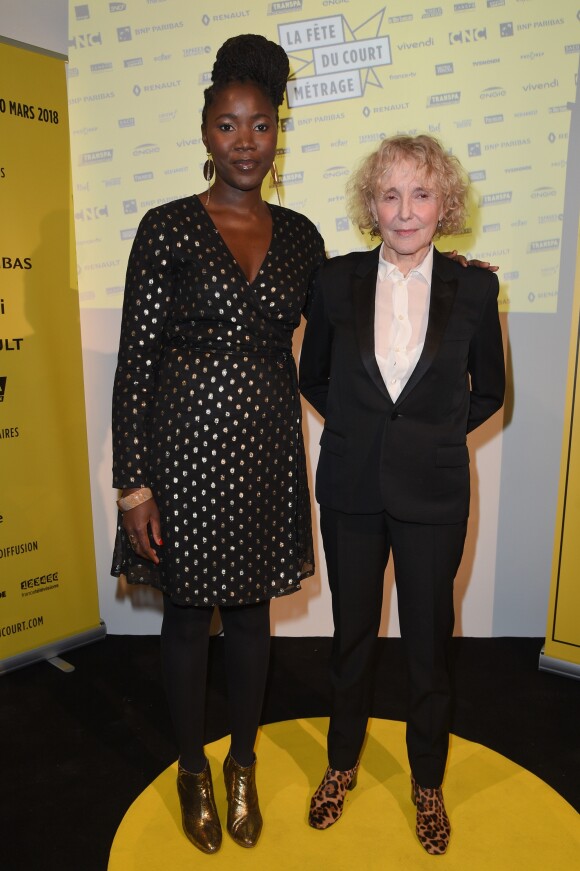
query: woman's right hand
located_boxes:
[121,490,163,564]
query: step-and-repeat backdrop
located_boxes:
[67,0,579,313]
[0,39,103,672]
[63,0,580,650]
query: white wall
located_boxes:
[5,1,579,637]
[0,0,68,56]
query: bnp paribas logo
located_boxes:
[279,9,391,108]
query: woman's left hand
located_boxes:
[444,250,499,272]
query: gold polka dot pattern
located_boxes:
[111,195,326,606]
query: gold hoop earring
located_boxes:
[203,152,214,204]
[271,162,281,207]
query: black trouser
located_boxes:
[321,506,467,788]
[161,596,271,772]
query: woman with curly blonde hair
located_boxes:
[347,134,469,238]
[300,133,504,855]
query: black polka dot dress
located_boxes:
[111,195,325,607]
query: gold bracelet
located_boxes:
[116,487,153,513]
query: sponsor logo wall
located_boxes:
[68,0,579,313]
[0,40,103,671]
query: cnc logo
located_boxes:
[448,27,487,44]
[75,206,109,221]
[280,10,392,108]
[69,33,102,48]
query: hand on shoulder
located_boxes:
[443,250,499,272]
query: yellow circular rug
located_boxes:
[109,717,580,870]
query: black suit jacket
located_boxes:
[299,247,505,524]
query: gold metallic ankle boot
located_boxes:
[177,761,222,854]
[223,753,263,847]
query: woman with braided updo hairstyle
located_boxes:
[202,33,289,125]
[111,34,326,853]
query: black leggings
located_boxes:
[160,595,271,772]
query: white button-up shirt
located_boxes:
[375,245,433,402]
